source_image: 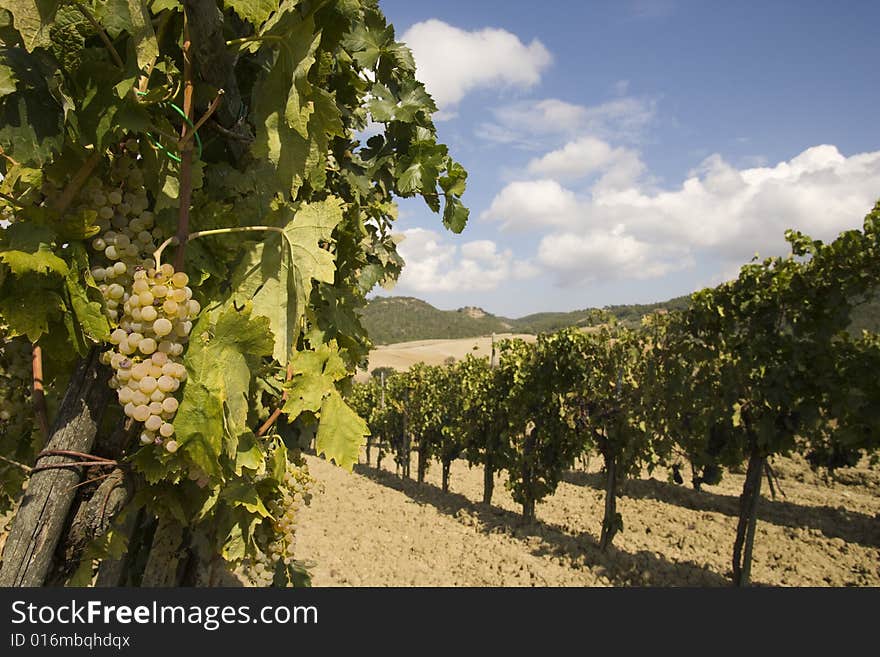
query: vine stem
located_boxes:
[53,151,102,217]
[256,366,292,438]
[32,345,50,441]
[225,34,285,47]
[0,454,31,472]
[73,1,124,69]
[0,192,26,209]
[173,18,195,273]
[153,226,284,269]
[181,89,225,149]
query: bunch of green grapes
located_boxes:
[102,264,199,452]
[241,456,315,586]
[79,143,165,323]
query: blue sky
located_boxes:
[371,0,880,317]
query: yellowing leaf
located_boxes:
[315,390,367,471]
[231,198,342,365]
[282,340,350,419]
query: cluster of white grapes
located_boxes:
[79,146,197,453]
[82,147,164,323]
[243,458,314,586]
[102,264,199,452]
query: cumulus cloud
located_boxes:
[477,96,656,147]
[395,228,539,293]
[480,180,581,231]
[526,136,646,189]
[482,144,880,286]
[537,225,691,284]
[400,20,552,114]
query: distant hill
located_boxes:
[359,295,691,345]
[360,293,880,345]
[514,296,691,334]
[358,297,514,344]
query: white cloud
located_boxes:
[525,136,646,189]
[395,228,539,293]
[481,144,880,286]
[401,20,552,113]
[537,225,690,285]
[480,180,581,231]
[477,96,656,147]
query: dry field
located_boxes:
[307,335,880,587]
[355,334,536,381]
[296,451,880,587]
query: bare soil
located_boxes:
[355,334,536,381]
[296,451,880,587]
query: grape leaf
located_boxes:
[234,431,266,475]
[127,0,159,73]
[48,5,86,73]
[281,340,349,419]
[442,196,469,234]
[0,274,65,341]
[315,390,367,471]
[280,340,364,470]
[223,0,278,27]
[0,222,68,276]
[221,481,271,518]
[0,0,60,50]
[174,305,274,479]
[0,59,16,97]
[231,198,343,365]
[94,0,159,70]
[64,244,110,343]
[251,12,316,196]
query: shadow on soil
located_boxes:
[561,470,880,549]
[353,463,731,587]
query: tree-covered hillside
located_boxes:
[360,293,880,345]
[360,296,691,344]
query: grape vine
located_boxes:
[0,0,468,587]
[353,202,880,585]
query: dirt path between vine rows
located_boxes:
[295,452,880,586]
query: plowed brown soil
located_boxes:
[296,452,880,586]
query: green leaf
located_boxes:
[65,244,110,343]
[0,59,16,97]
[175,305,274,478]
[234,431,266,475]
[221,481,272,518]
[0,274,64,341]
[221,521,246,561]
[0,65,64,166]
[281,340,349,419]
[315,390,367,471]
[269,438,287,483]
[343,23,391,70]
[0,0,60,50]
[223,0,278,26]
[231,198,342,365]
[126,0,159,73]
[94,0,157,65]
[442,196,469,234]
[0,222,68,276]
[150,0,180,12]
[48,5,86,73]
